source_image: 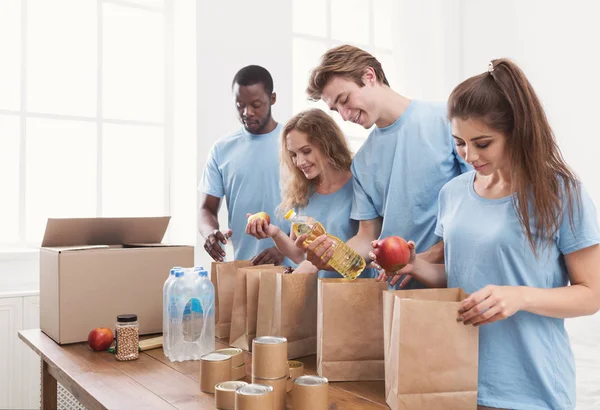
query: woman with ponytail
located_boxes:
[373,59,600,409]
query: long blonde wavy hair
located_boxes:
[278,109,353,214]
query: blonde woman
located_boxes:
[246,108,376,278]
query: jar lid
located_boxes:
[117,314,138,323]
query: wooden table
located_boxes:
[19,329,387,409]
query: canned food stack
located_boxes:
[215,348,246,380]
[292,375,329,410]
[251,336,289,410]
[199,352,232,394]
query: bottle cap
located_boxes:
[284,209,296,220]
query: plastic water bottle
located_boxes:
[166,269,187,361]
[162,267,180,352]
[194,268,215,357]
[164,266,215,361]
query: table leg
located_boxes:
[42,360,57,410]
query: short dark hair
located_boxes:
[232,65,274,95]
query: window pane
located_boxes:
[331,0,369,45]
[293,38,328,113]
[26,118,97,242]
[0,115,20,242]
[0,0,21,111]
[373,0,393,49]
[27,0,96,116]
[293,0,327,37]
[102,124,164,217]
[103,4,164,122]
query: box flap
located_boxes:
[41,217,171,247]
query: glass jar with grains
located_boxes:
[115,314,139,361]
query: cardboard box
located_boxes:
[40,216,194,344]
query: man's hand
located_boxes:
[295,234,336,271]
[251,246,285,266]
[203,229,232,262]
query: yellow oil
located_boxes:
[292,220,366,280]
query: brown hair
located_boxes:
[448,58,579,254]
[307,45,390,101]
[279,109,353,213]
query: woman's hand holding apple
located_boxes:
[369,236,416,287]
[246,212,279,239]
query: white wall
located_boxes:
[392,0,462,102]
[461,0,600,201]
[461,1,600,407]
[195,0,293,269]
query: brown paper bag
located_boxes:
[317,279,388,381]
[228,265,280,350]
[383,288,479,410]
[256,270,318,359]
[211,260,252,338]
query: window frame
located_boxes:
[292,0,394,146]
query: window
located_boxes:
[0,0,173,246]
[292,0,395,153]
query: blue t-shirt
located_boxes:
[436,171,600,410]
[201,124,291,263]
[297,179,377,279]
[351,100,469,288]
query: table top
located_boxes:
[19,329,387,410]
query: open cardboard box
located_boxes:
[40,216,194,344]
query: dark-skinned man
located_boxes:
[199,65,291,266]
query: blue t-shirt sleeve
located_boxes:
[557,182,600,254]
[434,185,447,238]
[200,144,225,198]
[350,161,379,220]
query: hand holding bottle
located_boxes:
[295,233,336,271]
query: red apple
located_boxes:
[248,211,270,225]
[373,236,411,272]
[87,327,114,351]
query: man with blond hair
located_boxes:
[298,45,469,288]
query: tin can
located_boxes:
[292,375,328,410]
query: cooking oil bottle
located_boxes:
[285,209,366,279]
